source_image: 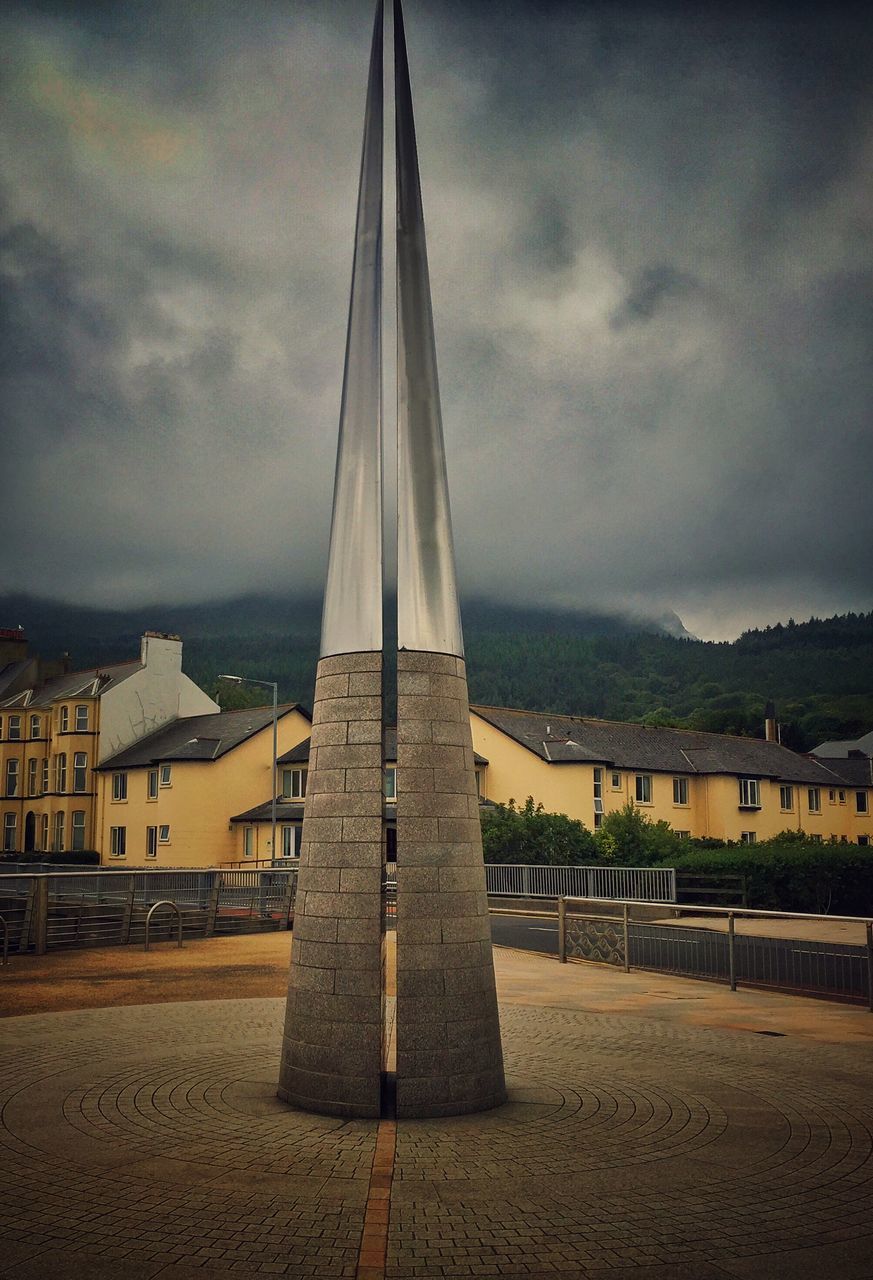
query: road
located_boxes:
[489,910,558,956]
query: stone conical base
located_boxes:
[277,651,385,1117]
[395,650,506,1117]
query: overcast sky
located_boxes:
[2,0,871,640]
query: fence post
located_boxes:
[522,864,531,899]
[33,877,49,956]
[205,873,222,937]
[121,877,136,945]
[622,901,630,973]
[728,911,737,991]
[558,897,566,963]
[18,880,36,953]
[669,868,677,903]
[281,872,296,930]
[866,923,873,1013]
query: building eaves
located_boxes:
[96,704,307,770]
[278,727,487,767]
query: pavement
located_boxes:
[1,933,873,1279]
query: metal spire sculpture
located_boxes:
[279,0,505,1121]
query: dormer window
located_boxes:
[282,767,307,800]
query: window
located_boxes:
[27,758,37,796]
[838,790,846,804]
[8,715,21,740]
[5,759,19,797]
[738,777,761,808]
[740,831,757,844]
[147,769,158,801]
[779,785,794,811]
[59,705,69,732]
[158,824,170,843]
[282,767,307,799]
[282,824,302,858]
[3,813,17,852]
[55,753,67,793]
[635,774,652,804]
[674,830,691,839]
[112,772,127,801]
[75,705,89,732]
[73,752,87,793]
[672,777,689,806]
[109,826,126,857]
[71,811,86,852]
[474,768,484,800]
[611,772,621,789]
[593,767,604,829]
[146,826,158,858]
[382,767,396,803]
[53,811,65,852]
[0,716,3,739]
[41,758,48,793]
[243,827,255,858]
[808,787,821,813]
[810,833,823,843]
[828,789,836,804]
[857,792,869,815]
[159,764,172,787]
[859,835,870,847]
[39,813,48,852]
[29,714,41,739]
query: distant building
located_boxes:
[0,631,218,856]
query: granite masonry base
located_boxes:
[395,649,507,1118]
[277,651,385,1118]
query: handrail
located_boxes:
[560,897,873,926]
[0,914,7,966]
[144,900,184,952]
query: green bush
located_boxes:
[480,798,598,866]
[594,802,688,865]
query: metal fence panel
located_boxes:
[485,864,676,903]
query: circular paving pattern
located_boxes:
[0,997,872,1279]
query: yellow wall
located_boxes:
[96,708,311,868]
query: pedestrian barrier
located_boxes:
[558,897,873,1009]
[144,901,183,952]
[485,864,676,903]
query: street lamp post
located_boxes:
[218,674,279,864]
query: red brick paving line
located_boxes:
[356,1116,396,1280]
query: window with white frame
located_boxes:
[860,835,870,846]
[635,774,652,804]
[55,753,67,793]
[672,777,689,806]
[779,785,794,810]
[383,767,396,803]
[282,767,307,799]
[474,768,484,799]
[146,826,158,858]
[41,758,48,793]
[0,716,3,739]
[857,792,869,815]
[282,824,302,858]
[40,813,48,851]
[5,758,19,797]
[674,830,691,839]
[738,777,761,808]
[808,787,821,813]
[53,811,65,852]
[59,705,69,732]
[71,811,86,851]
[75,705,88,732]
[73,752,87,793]
[158,824,170,843]
[147,769,158,800]
[810,832,823,843]
[29,714,41,739]
[3,812,17,852]
[740,831,757,844]
[828,789,836,804]
[159,764,172,787]
[27,757,37,796]
[109,826,126,857]
[611,772,621,789]
[243,827,255,858]
[8,715,21,740]
[838,790,846,804]
[593,767,604,828]
[112,772,127,801]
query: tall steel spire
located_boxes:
[320,0,384,658]
[395,0,464,657]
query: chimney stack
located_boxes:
[764,699,779,744]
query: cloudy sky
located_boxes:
[2,0,871,640]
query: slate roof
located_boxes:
[230,800,306,823]
[0,660,141,708]
[278,726,487,766]
[96,705,309,770]
[820,757,873,788]
[470,704,849,786]
[812,730,873,758]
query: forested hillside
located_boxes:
[2,594,871,751]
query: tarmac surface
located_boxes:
[1,933,872,1280]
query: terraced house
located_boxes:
[0,631,218,855]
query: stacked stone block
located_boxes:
[395,650,506,1117]
[277,652,385,1118]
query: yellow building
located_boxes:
[0,631,218,856]
[94,704,312,867]
[469,705,872,846]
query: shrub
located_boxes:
[594,802,688,866]
[480,798,598,866]
[667,842,873,915]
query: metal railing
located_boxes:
[486,864,676,903]
[0,868,298,956]
[558,897,873,1009]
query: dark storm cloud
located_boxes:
[1,0,871,638]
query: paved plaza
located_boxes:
[1,938,872,1279]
